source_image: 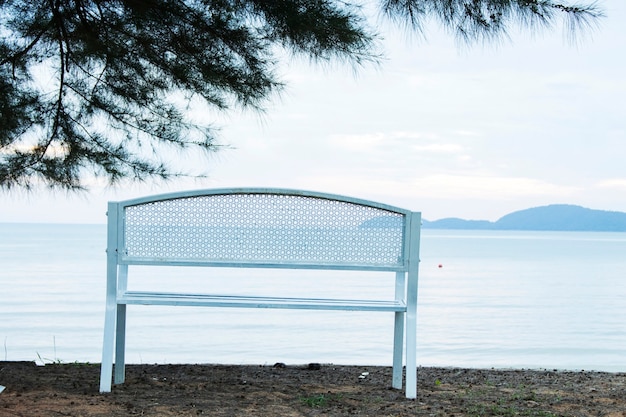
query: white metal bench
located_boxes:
[99,188,422,398]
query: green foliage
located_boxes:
[380,0,602,43]
[509,384,539,401]
[300,393,330,408]
[0,0,375,189]
[0,0,603,189]
[463,382,562,417]
[468,401,560,417]
[300,392,344,408]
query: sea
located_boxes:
[1,223,625,372]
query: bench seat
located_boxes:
[119,291,407,311]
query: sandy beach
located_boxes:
[1,361,625,416]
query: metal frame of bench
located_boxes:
[99,188,421,398]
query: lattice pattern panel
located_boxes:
[123,193,405,266]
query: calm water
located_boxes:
[1,223,625,371]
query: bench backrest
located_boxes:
[107,188,420,272]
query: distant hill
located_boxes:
[423,204,626,232]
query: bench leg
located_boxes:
[114,265,128,385]
[114,304,127,384]
[405,215,421,399]
[405,311,417,399]
[100,253,121,393]
[392,311,404,389]
[392,271,406,390]
[405,270,418,399]
[99,298,116,393]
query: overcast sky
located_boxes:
[2,0,624,224]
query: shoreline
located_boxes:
[1,361,625,416]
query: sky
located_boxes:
[2,0,625,224]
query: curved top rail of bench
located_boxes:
[114,187,414,215]
[108,188,420,271]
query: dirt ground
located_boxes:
[1,361,625,416]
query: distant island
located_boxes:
[423,204,626,232]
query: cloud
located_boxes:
[295,174,581,203]
[11,143,70,158]
[411,143,465,153]
[410,175,581,198]
[596,179,626,189]
[329,131,466,155]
